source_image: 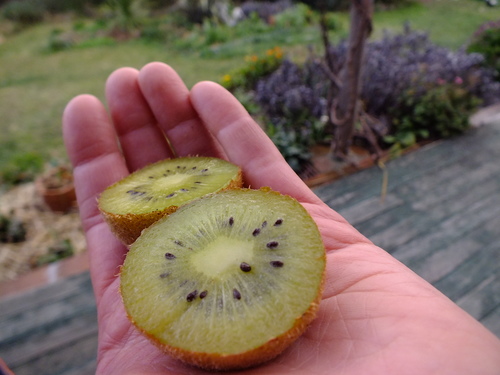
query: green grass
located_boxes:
[0,21,248,180]
[0,0,499,186]
[372,0,500,49]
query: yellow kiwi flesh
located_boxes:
[120,188,326,370]
[98,157,242,245]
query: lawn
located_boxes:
[0,0,499,186]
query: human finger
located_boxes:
[62,94,129,293]
[106,67,174,172]
[138,62,223,158]
[190,81,322,205]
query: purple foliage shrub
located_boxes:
[255,26,500,148]
[360,26,500,116]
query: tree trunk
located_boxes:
[331,0,373,158]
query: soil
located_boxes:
[0,182,85,283]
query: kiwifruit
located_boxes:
[120,188,326,371]
[98,157,242,245]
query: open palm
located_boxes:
[63,63,500,375]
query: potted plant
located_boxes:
[36,165,76,213]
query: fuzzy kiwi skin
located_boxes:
[98,159,243,245]
[128,284,323,371]
[100,206,178,246]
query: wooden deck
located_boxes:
[1,119,500,374]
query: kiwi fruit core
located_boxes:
[98,157,242,244]
[120,188,325,370]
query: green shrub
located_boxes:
[273,3,315,29]
[386,82,481,153]
[221,46,284,90]
[36,239,74,266]
[2,0,45,25]
[0,214,26,243]
[46,28,74,52]
[0,152,45,186]
[267,124,312,173]
[468,25,500,79]
[41,0,106,14]
[202,18,230,45]
[139,19,167,42]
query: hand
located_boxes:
[63,62,500,375]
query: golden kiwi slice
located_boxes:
[120,188,326,370]
[98,157,242,245]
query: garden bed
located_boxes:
[0,182,85,283]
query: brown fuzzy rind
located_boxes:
[99,169,243,245]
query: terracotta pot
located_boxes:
[36,167,77,213]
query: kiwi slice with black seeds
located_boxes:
[98,157,242,245]
[120,188,326,371]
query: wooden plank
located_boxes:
[391,185,500,265]
[456,273,500,322]
[0,272,93,318]
[407,237,483,284]
[316,122,500,212]
[432,243,500,302]
[402,206,500,282]
[363,177,500,253]
[9,332,97,375]
[480,306,500,339]
[337,193,404,226]
[60,359,97,375]
[401,160,500,213]
[0,272,98,375]
[1,308,97,368]
[0,277,96,344]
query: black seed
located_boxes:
[165,253,176,259]
[252,228,261,236]
[199,290,208,299]
[192,166,197,170]
[127,190,139,195]
[270,260,284,268]
[174,240,184,247]
[240,262,252,272]
[177,166,181,169]
[186,290,198,302]
[159,272,170,278]
[274,219,283,226]
[148,176,154,179]
[202,168,208,172]
[179,188,189,192]
[229,217,234,226]
[266,241,279,249]
[262,221,268,228]
[166,169,171,173]
[166,193,175,198]
[233,288,241,300]
[195,181,202,184]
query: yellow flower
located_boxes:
[222,74,231,83]
[273,46,283,59]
